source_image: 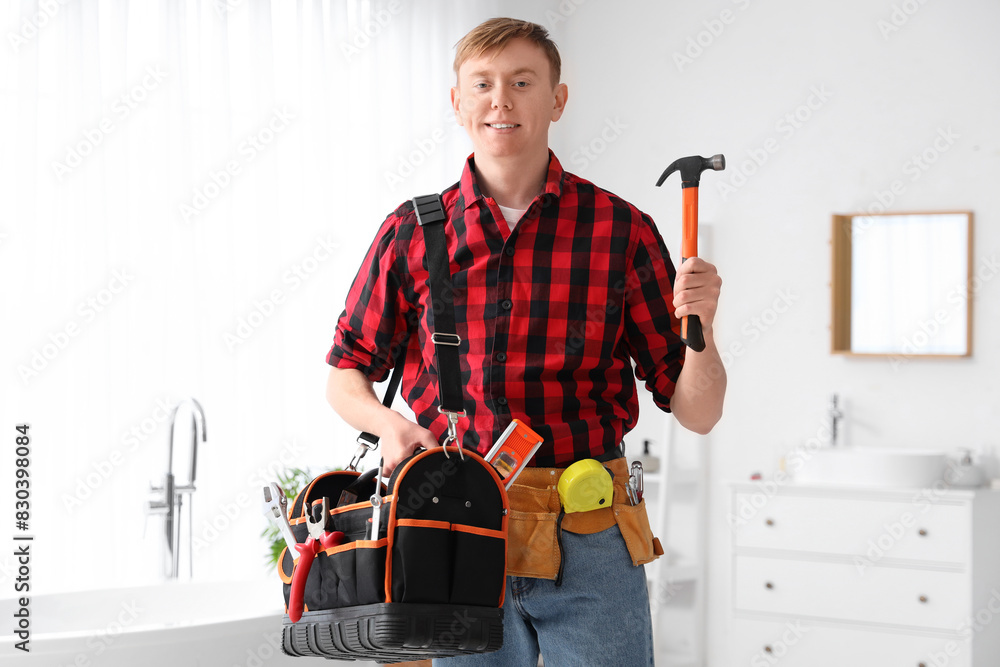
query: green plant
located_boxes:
[261,466,313,569]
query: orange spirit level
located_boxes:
[484,419,544,489]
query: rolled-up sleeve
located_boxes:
[326,211,410,382]
[622,214,686,411]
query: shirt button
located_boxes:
[496,352,507,362]
[497,397,508,406]
[505,246,515,257]
[501,299,513,310]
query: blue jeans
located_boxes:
[434,525,654,667]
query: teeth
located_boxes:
[489,124,516,129]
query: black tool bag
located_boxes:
[278,194,508,662]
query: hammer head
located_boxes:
[655,154,725,188]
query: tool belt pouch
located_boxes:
[506,459,663,580]
[277,447,509,662]
[607,475,664,567]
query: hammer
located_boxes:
[656,154,726,352]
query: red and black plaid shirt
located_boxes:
[327,151,685,467]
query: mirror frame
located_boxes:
[830,210,974,357]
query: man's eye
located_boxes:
[514,81,528,88]
[474,82,488,89]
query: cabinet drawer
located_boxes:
[733,493,970,564]
[731,617,971,667]
[734,556,969,630]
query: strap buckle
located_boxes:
[431,332,461,347]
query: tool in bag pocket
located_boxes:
[286,498,345,623]
[263,193,511,662]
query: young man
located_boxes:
[326,17,725,666]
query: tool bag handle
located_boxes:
[347,193,465,470]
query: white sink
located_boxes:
[792,447,948,488]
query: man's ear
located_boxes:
[450,86,464,127]
[551,83,568,122]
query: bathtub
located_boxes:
[0,579,380,666]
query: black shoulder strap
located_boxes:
[355,357,406,450]
[413,194,465,414]
[352,194,463,461]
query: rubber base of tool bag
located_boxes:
[277,447,509,661]
[281,602,504,661]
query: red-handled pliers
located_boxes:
[287,498,345,623]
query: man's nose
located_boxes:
[491,90,512,110]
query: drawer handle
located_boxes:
[919,595,928,604]
[918,528,928,537]
[763,645,773,653]
[765,518,775,527]
[919,663,927,667]
[765,581,774,590]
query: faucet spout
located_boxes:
[828,393,844,447]
[188,398,207,485]
[168,398,207,485]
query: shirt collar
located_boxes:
[456,150,565,213]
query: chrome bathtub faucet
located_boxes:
[145,398,207,579]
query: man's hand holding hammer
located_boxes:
[669,256,726,434]
[656,153,727,435]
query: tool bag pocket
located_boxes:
[386,447,508,608]
[389,519,506,606]
[312,539,388,608]
[278,470,388,611]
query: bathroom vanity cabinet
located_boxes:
[729,483,1000,667]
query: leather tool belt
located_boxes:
[505,456,664,580]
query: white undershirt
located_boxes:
[497,204,527,232]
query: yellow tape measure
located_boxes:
[557,459,613,513]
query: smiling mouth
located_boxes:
[487,123,519,129]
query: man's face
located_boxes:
[451,38,568,161]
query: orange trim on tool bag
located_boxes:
[396,518,451,530]
[278,547,293,584]
[471,446,511,609]
[454,446,510,608]
[383,448,447,603]
[289,495,395,525]
[331,495,393,517]
[321,537,388,557]
[293,470,360,518]
[383,446,511,606]
[451,523,505,540]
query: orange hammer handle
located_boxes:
[680,186,706,352]
[681,187,699,261]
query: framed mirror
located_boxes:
[831,211,973,357]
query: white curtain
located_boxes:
[1,0,499,592]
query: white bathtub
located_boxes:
[0,579,379,666]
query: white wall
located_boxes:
[501,0,999,663]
